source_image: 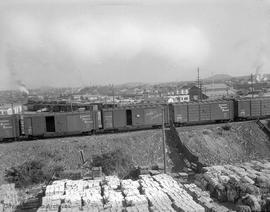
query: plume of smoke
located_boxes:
[16,80,29,95]
[5,45,29,94]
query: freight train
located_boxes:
[1,97,270,141]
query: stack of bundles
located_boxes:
[39,181,66,211]
[105,176,121,190]
[0,184,19,211]
[64,180,83,208]
[103,188,124,211]
[153,174,205,212]
[121,179,149,211]
[82,180,103,211]
[184,184,230,212]
[152,174,180,189]
[139,175,174,212]
[121,180,140,197]
[102,176,124,211]
[195,161,270,211]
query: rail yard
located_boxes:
[1,97,270,141]
[0,118,270,211]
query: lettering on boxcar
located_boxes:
[219,104,229,112]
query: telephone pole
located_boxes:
[162,107,167,174]
[197,67,202,101]
[251,74,254,98]
[112,84,115,108]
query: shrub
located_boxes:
[4,159,64,188]
[202,129,211,135]
[222,124,231,131]
[92,149,136,179]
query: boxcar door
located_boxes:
[45,116,56,132]
[23,117,33,136]
[126,109,132,126]
[31,116,46,136]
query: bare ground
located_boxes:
[177,121,270,166]
[0,129,169,185]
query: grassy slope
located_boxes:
[177,121,270,165]
[0,130,165,185]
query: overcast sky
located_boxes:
[0,0,269,90]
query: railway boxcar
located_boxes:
[0,115,20,141]
[236,97,270,119]
[172,99,234,125]
[22,111,100,137]
[102,104,169,130]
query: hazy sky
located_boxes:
[0,0,269,90]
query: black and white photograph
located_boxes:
[0,0,270,211]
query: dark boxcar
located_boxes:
[188,102,200,122]
[0,115,19,140]
[172,103,188,123]
[261,97,270,116]
[199,102,211,121]
[210,100,233,121]
[236,99,251,118]
[103,104,168,130]
[250,98,261,117]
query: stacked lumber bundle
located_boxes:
[82,180,103,211]
[0,184,19,212]
[195,160,270,211]
[103,176,124,211]
[105,176,121,190]
[153,174,205,212]
[121,179,149,212]
[36,173,237,212]
[184,184,230,212]
[38,179,104,212]
[139,175,175,211]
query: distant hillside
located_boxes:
[116,82,147,88]
[204,74,232,81]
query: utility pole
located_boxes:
[112,84,115,109]
[197,67,201,101]
[251,73,254,98]
[162,107,167,174]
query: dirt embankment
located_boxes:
[0,130,167,185]
[177,121,270,166]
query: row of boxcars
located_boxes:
[1,97,270,141]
